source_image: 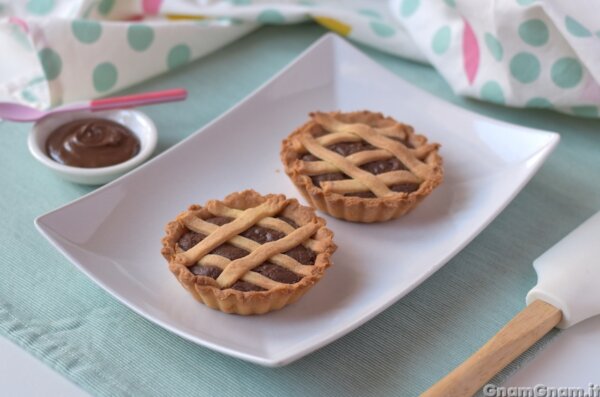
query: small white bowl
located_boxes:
[28,109,157,185]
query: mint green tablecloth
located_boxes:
[1,24,599,397]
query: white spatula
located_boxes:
[422,211,600,397]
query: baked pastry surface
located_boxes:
[162,190,336,315]
[281,111,443,222]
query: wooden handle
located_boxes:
[421,300,562,397]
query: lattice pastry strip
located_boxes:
[215,222,318,288]
[301,134,393,197]
[300,146,434,176]
[314,112,439,176]
[174,197,286,266]
[175,251,284,290]
[322,171,421,195]
[182,215,314,277]
[174,196,324,289]
[316,126,407,147]
[207,201,325,252]
[298,112,439,198]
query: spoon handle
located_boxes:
[421,300,562,397]
[90,88,188,111]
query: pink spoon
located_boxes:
[0,88,188,122]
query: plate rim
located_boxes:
[35,33,561,367]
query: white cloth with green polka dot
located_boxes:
[1,0,599,118]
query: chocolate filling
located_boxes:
[301,132,420,198]
[180,216,315,291]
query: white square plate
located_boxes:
[36,34,559,367]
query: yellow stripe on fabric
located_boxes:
[313,16,352,36]
[166,14,206,21]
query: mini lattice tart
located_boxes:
[281,111,443,223]
[161,190,336,315]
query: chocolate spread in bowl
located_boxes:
[46,118,140,168]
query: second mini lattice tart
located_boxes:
[281,111,443,223]
[161,190,336,315]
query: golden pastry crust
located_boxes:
[280,111,444,223]
[161,190,336,315]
